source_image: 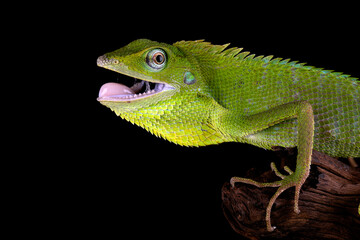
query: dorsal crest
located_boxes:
[173,40,359,82]
[174,40,262,62]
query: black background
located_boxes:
[32,4,359,239]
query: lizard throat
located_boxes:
[97,78,174,102]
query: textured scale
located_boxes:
[97,39,359,231]
[98,39,359,156]
[172,40,360,157]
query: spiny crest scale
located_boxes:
[174,40,359,82]
[174,40,267,62]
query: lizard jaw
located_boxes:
[96,54,175,102]
[97,79,175,102]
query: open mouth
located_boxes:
[97,75,174,102]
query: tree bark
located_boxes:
[222,150,360,240]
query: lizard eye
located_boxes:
[146,49,167,71]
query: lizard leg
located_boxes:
[229,101,314,231]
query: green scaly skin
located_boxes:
[97,39,360,231]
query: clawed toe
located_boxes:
[270,162,294,179]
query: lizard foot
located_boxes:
[230,162,304,232]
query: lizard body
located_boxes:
[97,39,360,231]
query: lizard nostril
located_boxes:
[97,55,121,66]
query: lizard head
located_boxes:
[97,39,223,146]
[97,39,209,106]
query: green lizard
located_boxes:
[97,39,360,231]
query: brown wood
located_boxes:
[222,150,360,240]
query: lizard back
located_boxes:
[175,40,360,157]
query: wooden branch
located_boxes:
[221,150,360,240]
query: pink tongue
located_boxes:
[98,82,135,98]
